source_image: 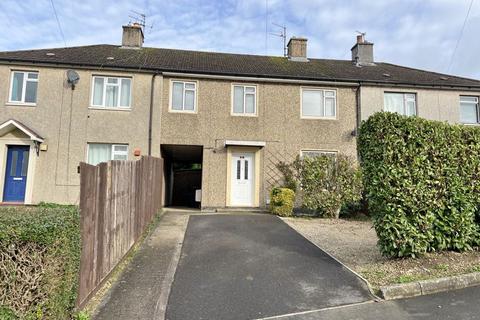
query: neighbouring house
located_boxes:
[0,25,479,209]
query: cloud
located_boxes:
[0,0,478,79]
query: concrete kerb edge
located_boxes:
[278,216,382,301]
[380,272,480,300]
[153,213,190,320]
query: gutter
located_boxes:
[357,80,480,92]
[161,72,360,87]
[148,72,161,155]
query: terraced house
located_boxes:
[0,25,479,209]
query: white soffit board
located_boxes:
[224,140,266,147]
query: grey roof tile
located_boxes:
[0,44,479,88]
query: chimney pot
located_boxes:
[122,24,144,48]
[287,37,308,62]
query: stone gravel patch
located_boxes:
[283,217,480,289]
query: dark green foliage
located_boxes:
[340,199,368,219]
[358,112,480,258]
[0,306,17,320]
[270,187,295,217]
[0,205,81,319]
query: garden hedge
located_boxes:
[358,112,480,258]
[0,204,81,319]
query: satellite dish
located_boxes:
[66,70,80,89]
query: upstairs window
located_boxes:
[384,92,416,116]
[91,76,131,108]
[460,96,479,124]
[171,81,196,112]
[233,85,256,115]
[87,143,128,165]
[9,71,38,105]
[301,88,336,118]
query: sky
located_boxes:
[0,0,479,79]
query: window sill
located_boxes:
[88,106,131,112]
[462,123,480,126]
[168,109,197,114]
[5,102,36,107]
[231,113,258,117]
[300,116,337,120]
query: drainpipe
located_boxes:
[356,84,362,132]
[148,72,161,156]
[356,83,362,161]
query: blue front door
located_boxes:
[3,146,30,202]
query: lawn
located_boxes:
[283,217,480,289]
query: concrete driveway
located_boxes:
[165,214,373,320]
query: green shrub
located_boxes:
[0,205,81,319]
[358,112,480,258]
[0,306,17,320]
[270,187,295,217]
[279,154,362,218]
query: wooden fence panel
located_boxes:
[77,156,163,307]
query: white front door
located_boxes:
[230,152,254,206]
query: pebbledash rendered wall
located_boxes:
[0,64,162,204]
[159,77,358,209]
[0,63,359,207]
[360,85,480,123]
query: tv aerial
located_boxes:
[129,10,154,34]
[270,23,287,57]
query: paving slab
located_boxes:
[165,214,373,320]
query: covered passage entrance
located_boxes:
[161,144,203,208]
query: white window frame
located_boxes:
[90,76,132,109]
[169,80,198,113]
[112,144,129,160]
[383,92,417,116]
[231,84,257,116]
[300,149,338,159]
[8,70,39,105]
[300,88,337,120]
[86,143,129,164]
[460,96,479,125]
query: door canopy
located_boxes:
[0,119,44,143]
